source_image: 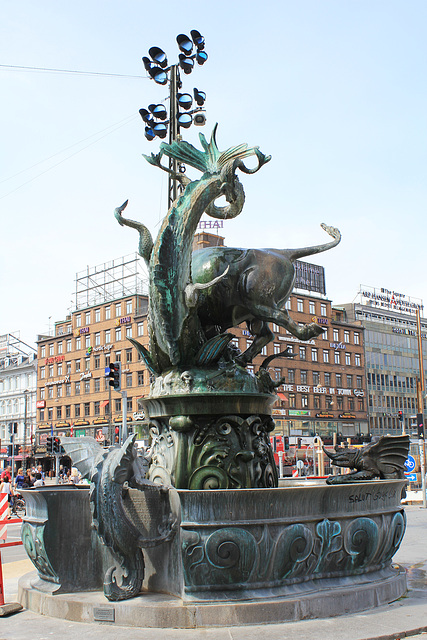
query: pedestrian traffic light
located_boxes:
[417,413,424,439]
[108,362,121,391]
[284,436,290,451]
[398,411,403,422]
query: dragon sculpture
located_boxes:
[60,435,176,601]
[115,126,341,372]
[325,435,410,484]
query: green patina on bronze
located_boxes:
[115,126,340,489]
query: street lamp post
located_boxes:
[23,389,29,474]
[140,30,208,210]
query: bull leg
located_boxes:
[235,320,274,366]
[247,305,325,341]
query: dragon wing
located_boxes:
[368,435,410,475]
[60,436,105,479]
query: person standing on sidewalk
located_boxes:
[0,475,13,518]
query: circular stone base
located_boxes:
[18,567,407,628]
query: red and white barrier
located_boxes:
[0,494,8,541]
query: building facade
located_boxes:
[0,334,37,470]
[341,287,426,436]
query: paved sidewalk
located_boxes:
[1,505,427,640]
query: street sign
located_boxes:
[404,472,417,483]
[404,455,416,472]
[296,460,304,469]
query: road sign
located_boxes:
[296,460,304,469]
[404,455,416,472]
[404,472,417,482]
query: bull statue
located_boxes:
[115,201,340,366]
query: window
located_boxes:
[285,300,291,310]
[126,373,132,387]
[66,339,72,352]
[326,395,333,409]
[323,350,329,363]
[309,301,315,314]
[115,303,121,317]
[49,344,54,356]
[94,378,101,393]
[313,371,320,386]
[297,299,304,312]
[355,354,361,366]
[95,332,101,346]
[48,365,54,377]
[311,348,318,362]
[354,332,360,345]
[115,398,121,412]
[261,345,267,356]
[48,408,53,420]
[115,327,121,341]
[289,393,296,408]
[66,383,71,396]
[84,335,90,349]
[126,349,132,363]
[126,326,132,338]
[336,373,342,387]
[347,375,353,387]
[299,346,306,360]
[314,395,321,410]
[105,306,111,320]
[75,381,81,395]
[95,308,100,322]
[320,303,327,317]
[274,368,282,381]
[137,322,144,336]
[94,355,100,369]
[115,351,121,362]
[300,370,308,384]
[272,323,279,333]
[348,398,355,411]
[246,339,253,350]
[57,342,63,354]
[274,343,280,354]
[337,396,343,410]
[344,330,350,343]
[76,314,81,328]
[288,369,295,383]
[75,337,81,350]
[66,361,71,374]
[84,380,90,394]
[345,353,351,366]
[40,366,45,378]
[333,329,339,341]
[84,402,90,417]
[75,404,81,418]
[94,401,100,416]
[56,406,62,419]
[48,387,53,399]
[85,311,91,325]
[334,351,340,364]
[40,388,45,399]
[57,363,63,375]
[105,354,110,367]
[85,357,90,371]
[356,376,362,388]
[127,397,133,412]
[126,300,132,314]
[41,345,46,358]
[301,394,309,408]
[65,405,71,418]
[138,371,145,385]
[105,329,111,344]
[322,329,328,340]
[75,359,81,373]
[325,372,331,386]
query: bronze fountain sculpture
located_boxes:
[18,125,409,626]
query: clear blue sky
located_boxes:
[2,1,426,346]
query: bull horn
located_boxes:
[185,266,229,308]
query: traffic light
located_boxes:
[417,413,424,439]
[46,436,54,453]
[284,437,290,451]
[53,437,62,454]
[108,362,121,391]
[398,411,403,422]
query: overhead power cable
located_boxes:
[0,63,146,80]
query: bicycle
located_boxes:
[11,494,26,518]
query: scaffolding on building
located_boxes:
[74,253,149,310]
[0,334,36,370]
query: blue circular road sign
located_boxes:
[404,455,416,472]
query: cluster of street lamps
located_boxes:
[140,30,208,206]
